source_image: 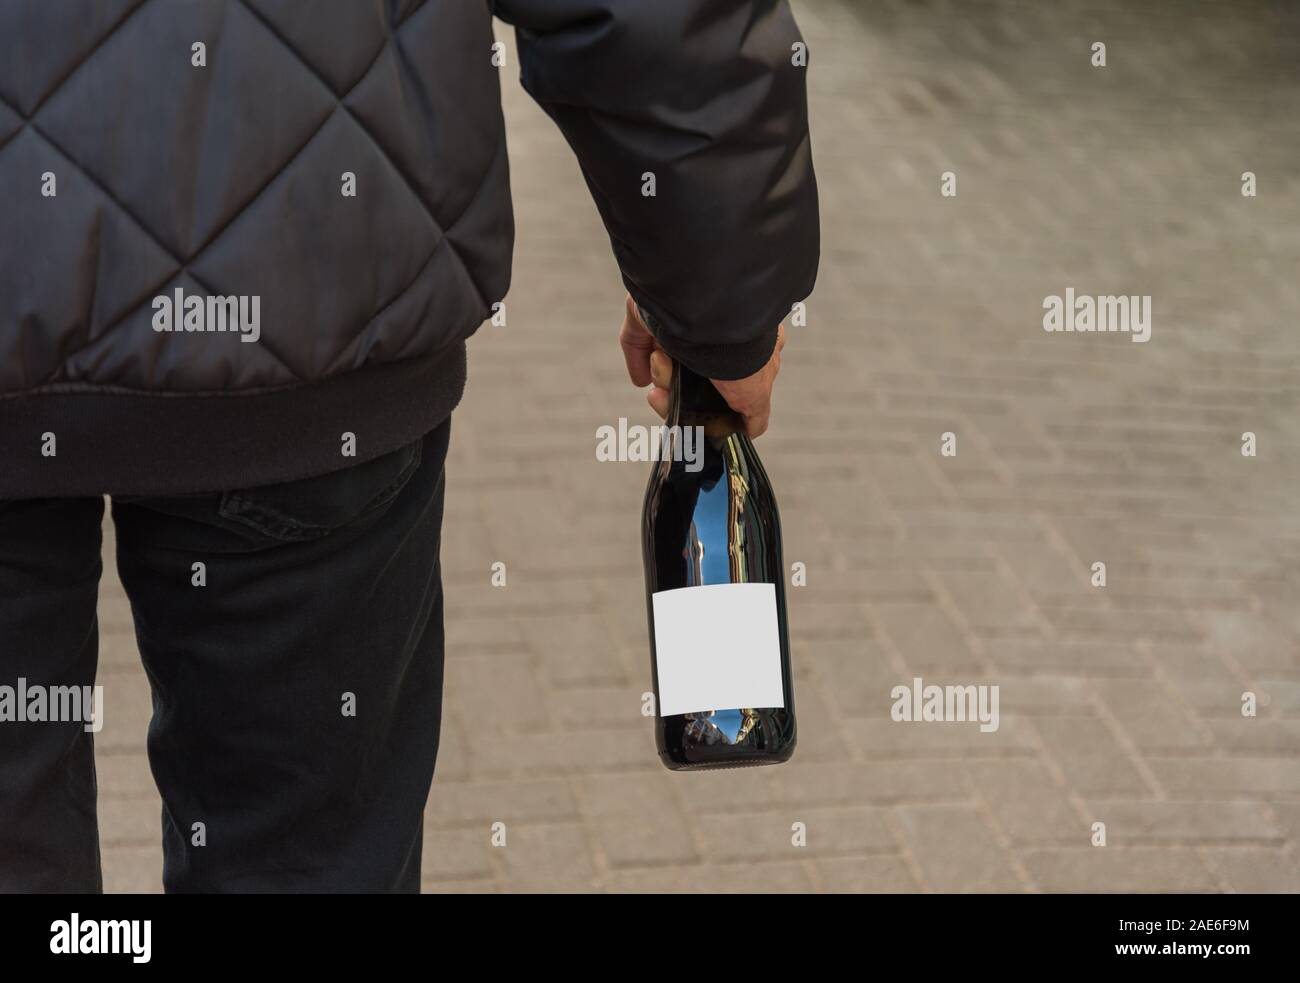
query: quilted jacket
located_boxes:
[0,0,820,497]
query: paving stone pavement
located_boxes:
[95,0,1300,892]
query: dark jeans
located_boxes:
[0,420,450,893]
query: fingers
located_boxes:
[712,331,780,437]
[646,388,670,420]
[620,296,786,436]
[742,328,781,437]
[619,294,656,387]
[649,349,673,389]
[647,348,672,420]
[749,342,780,437]
[738,390,772,438]
[623,294,670,419]
[745,343,779,437]
[711,377,769,438]
[743,402,771,438]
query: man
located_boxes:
[0,0,818,891]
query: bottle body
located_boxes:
[641,363,796,770]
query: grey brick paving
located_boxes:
[94,0,1299,892]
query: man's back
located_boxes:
[0,0,818,498]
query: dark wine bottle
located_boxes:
[641,359,796,770]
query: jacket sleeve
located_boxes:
[491,0,820,380]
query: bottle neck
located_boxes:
[670,361,737,429]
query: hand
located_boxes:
[619,294,784,438]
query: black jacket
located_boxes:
[0,0,819,497]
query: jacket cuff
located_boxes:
[633,300,782,381]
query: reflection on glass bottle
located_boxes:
[642,361,796,770]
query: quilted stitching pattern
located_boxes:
[0,0,507,393]
[0,98,23,152]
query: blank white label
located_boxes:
[651,582,784,717]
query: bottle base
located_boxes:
[658,746,795,772]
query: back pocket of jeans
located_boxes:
[218,439,423,542]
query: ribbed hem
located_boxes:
[632,300,781,382]
[0,343,467,498]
